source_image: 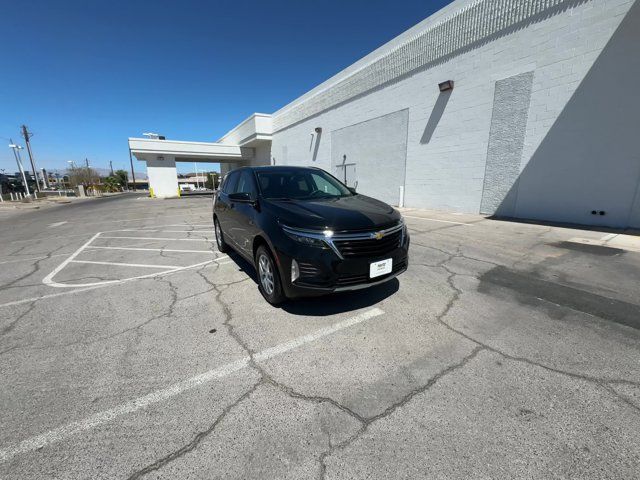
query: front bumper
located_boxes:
[273,232,410,299]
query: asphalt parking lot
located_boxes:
[1,193,639,479]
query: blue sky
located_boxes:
[0,0,452,175]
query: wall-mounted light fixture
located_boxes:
[314,127,322,133]
[438,80,454,92]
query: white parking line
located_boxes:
[41,231,221,288]
[44,259,220,289]
[70,260,182,269]
[86,246,216,254]
[0,307,384,462]
[2,256,230,308]
[159,230,212,233]
[600,233,618,241]
[403,215,474,226]
[134,224,213,230]
[47,221,68,228]
[100,236,213,242]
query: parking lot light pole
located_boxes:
[9,140,30,197]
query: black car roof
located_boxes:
[248,165,322,171]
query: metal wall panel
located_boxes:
[331,110,408,206]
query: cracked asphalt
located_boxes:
[1,193,639,479]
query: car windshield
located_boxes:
[256,169,353,200]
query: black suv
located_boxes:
[213,166,409,304]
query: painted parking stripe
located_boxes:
[42,232,102,286]
[100,236,213,242]
[134,224,213,230]
[42,231,222,288]
[85,246,216,254]
[2,257,230,308]
[0,308,384,462]
[70,260,182,269]
[44,259,220,288]
[159,230,213,233]
[47,221,68,228]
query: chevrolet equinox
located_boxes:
[213,166,409,305]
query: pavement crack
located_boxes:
[370,346,484,424]
[202,265,377,475]
[318,346,485,479]
[0,244,65,291]
[126,380,263,480]
[0,300,35,337]
[0,277,180,354]
[434,258,640,416]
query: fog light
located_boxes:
[291,259,300,283]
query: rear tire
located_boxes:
[214,217,230,253]
[255,245,286,305]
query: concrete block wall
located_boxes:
[270,0,639,228]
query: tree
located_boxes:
[102,176,121,192]
[67,165,99,187]
[114,169,128,187]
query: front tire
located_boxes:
[214,217,230,253]
[255,245,286,305]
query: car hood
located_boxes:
[264,194,400,232]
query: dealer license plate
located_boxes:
[370,258,392,278]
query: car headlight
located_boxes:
[281,225,331,249]
[399,217,407,244]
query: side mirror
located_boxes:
[348,187,357,194]
[229,192,255,204]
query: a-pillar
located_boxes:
[145,156,178,198]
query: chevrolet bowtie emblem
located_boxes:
[373,231,384,240]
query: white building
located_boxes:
[130,0,640,229]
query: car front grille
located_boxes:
[333,229,403,259]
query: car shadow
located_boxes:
[225,251,399,316]
[225,251,259,283]
[282,279,399,316]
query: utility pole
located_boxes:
[9,139,30,197]
[21,125,42,192]
[128,148,137,191]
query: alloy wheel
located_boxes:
[215,220,222,246]
[258,253,274,295]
